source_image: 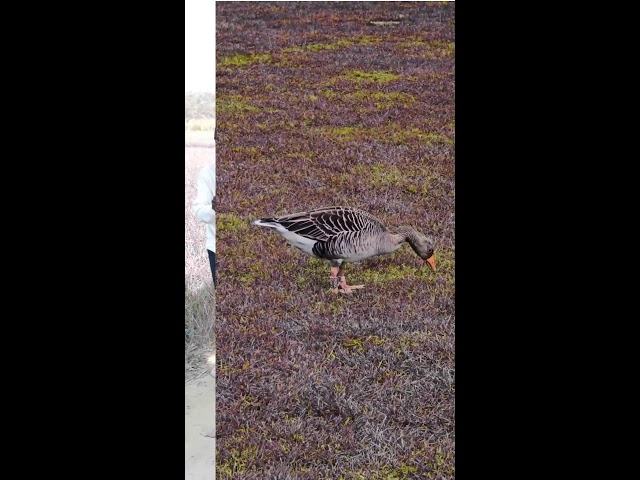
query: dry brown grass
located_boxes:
[185,145,216,365]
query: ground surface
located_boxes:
[185,355,216,480]
[216,2,454,478]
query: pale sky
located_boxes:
[185,0,215,93]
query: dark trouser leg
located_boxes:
[207,249,216,287]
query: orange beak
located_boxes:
[425,255,436,271]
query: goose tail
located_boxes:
[253,218,280,229]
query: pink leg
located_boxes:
[329,266,340,294]
[337,266,365,293]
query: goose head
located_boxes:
[406,231,436,271]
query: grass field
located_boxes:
[216,2,454,478]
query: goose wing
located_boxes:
[274,206,385,241]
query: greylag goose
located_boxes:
[253,206,436,293]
